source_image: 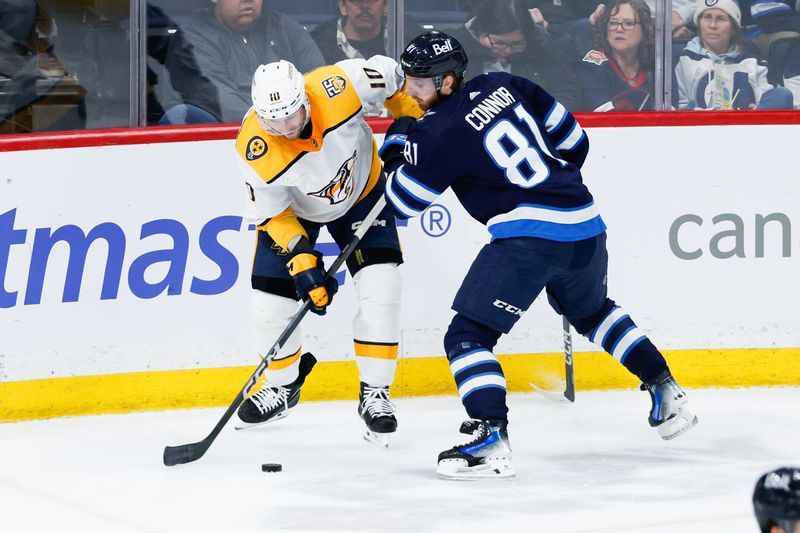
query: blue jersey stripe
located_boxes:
[488,216,607,242]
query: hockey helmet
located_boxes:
[251,60,310,136]
[753,467,800,533]
[399,31,468,90]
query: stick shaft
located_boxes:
[562,315,575,402]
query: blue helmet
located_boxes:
[753,467,800,533]
[400,31,468,90]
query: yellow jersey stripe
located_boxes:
[268,350,302,370]
[354,341,399,360]
[356,139,383,203]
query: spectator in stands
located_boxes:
[636,0,696,40]
[781,38,800,107]
[524,0,606,39]
[0,0,86,133]
[576,0,655,111]
[310,0,423,64]
[148,4,221,125]
[674,0,794,109]
[742,0,800,54]
[176,0,325,122]
[739,0,800,98]
[453,0,583,110]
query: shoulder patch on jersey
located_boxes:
[321,75,347,98]
[582,50,608,66]
[246,136,268,160]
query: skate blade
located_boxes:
[658,408,699,440]
[234,409,290,431]
[362,429,391,448]
[436,458,516,481]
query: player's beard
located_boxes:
[415,92,439,111]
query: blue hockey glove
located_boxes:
[378,116,416,169]
[285,237,338,315]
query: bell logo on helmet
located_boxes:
[432,39,454,56]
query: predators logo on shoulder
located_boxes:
[322,75,347,98]
[246,136,268,160]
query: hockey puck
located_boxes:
[261,463,282,473]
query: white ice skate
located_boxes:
[642,370,699,440]
[436,419,516,481]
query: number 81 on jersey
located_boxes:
[403,141,418,166]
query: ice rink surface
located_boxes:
[2,387,799,533]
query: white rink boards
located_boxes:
[1,125,799,382]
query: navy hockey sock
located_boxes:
[586,304,667,382]
[446,341,508,422]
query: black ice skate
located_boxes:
[236,352,316,429]
[437,419,515,480]
[358,382,397,448]
[641,370,698,440]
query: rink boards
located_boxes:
[1,121,799,420]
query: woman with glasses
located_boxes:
[452,0,582,110]
[576,0,655,111]
[674,0,793,110]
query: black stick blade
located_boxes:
[163,441,208,466]
[564,387,576,403]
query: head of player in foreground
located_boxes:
[398,30,468,111]
[251,60,311,141]
[754,467,800,533]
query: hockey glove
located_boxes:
[378,116,416,170]
[285,237,338,315]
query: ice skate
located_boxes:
[642,370,698,440]
[437,419,516,480]
[358,382,397,448]
[236,352,316,429]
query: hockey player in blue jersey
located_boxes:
[378,31,699,480]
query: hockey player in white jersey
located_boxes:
[233,56,422,446]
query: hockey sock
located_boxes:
[446,341,508,422]
[583,302,668,383]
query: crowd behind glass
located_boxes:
[1,0,798,134]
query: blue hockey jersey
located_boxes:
[385,72,606,242]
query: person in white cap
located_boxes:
[674,0,794,109]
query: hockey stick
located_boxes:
[163,196,388,466]
[562,315,575,402]
[530,315,576,403]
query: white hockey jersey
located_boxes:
[235,56,420,250]
[675,38,773,109]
